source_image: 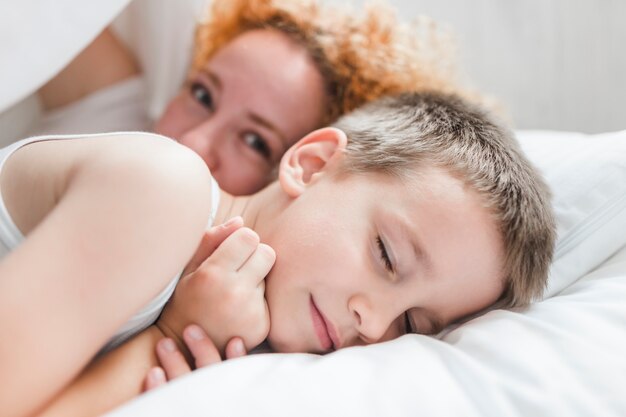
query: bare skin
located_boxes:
[0,134,213,417]
[5,126,505,417]
[36,326,245,417]
[35,224,250,417]
[38,28,139,111]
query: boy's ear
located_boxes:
[278,127,348,197]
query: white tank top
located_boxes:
[0,132,220,352]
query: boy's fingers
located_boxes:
[225,337,247,359]
[183,325,222,368]
[143,367,167,392]
[184,217,243,274]
[205,227,260,271]
[238,243,276,285]
[156,338,192,380]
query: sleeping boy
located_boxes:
[1,91,555,417]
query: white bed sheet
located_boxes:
[106,130,626,416]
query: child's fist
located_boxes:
[157,219,273,354]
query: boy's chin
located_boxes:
[266,333,308,354]
[267,335,326,354]
[266,336,294,353]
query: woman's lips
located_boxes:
[309,296,340,351]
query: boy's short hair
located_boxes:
[333,92,556,308]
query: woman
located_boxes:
[34,0,463,195]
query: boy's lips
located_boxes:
[309,296,340,351]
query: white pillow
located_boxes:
[516,130,626,297]
[111,0,209,120]
[0,0,131,114]
[0,0,208,145]
[105,130,626,417]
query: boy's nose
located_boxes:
[348,294,398,344]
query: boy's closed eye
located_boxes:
[377,235,422,335]
[376,235,394,273]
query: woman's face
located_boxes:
[155,29,327,195]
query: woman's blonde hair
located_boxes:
[193,0,466,124]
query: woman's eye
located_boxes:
[376,236,394,272]
[189,82,214,110]
[243,132,271,160]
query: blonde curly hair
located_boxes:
[192,0,467,124]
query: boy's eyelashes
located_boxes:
[376,235,394,273]
[376,236,421,336]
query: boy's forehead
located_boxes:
[377,165,502,252]
[365,164,470,200]
[324,163,487,219]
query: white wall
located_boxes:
[330,0,626,133]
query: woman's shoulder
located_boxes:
[1,132,213,236]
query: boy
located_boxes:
[0,92,555,417]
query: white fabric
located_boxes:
[105,129,626,417]
[27,76,149,137]
[0,0,207,144]
[0,94,42,149]
[516,130,626,297]
[0,0,131,114]
[0,132,221,353]
[111,0,209,121]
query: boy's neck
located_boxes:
[214,182,287,234]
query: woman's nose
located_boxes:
[179,122,226,171]
[348,294,398,344]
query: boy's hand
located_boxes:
[144,324,246,391]
[158,217,274,354]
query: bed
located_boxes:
[2,1,625,416]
